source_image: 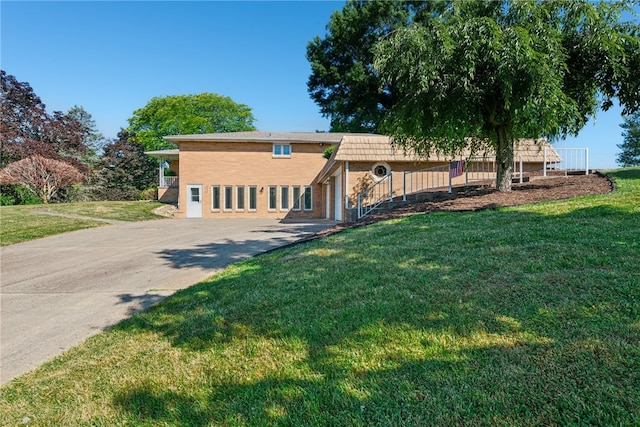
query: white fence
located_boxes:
[356,147,589,219]
[402,164,450,199]
[544,148,589,175]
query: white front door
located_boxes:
[186,184,203,218]
[334,172,342,221]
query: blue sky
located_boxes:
[1,1,637,169]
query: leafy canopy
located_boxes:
[0,70,87,170]
[307,1,426,133]
[617,112,640,167]
[94,131,158,200]
[373,0,640,190]
[127,93,256,151]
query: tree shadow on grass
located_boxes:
[112,205,640,425]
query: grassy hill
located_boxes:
[1,169,638,426]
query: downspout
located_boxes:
[344,161,350,209]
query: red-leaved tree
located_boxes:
[0,70,87,171]
[0,155,83,203]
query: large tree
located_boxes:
[67,105,108,155]
[94,130,158,200]
[0,70,87,170]
[307,1,427,133]
[617,112,640,167]
[127,93,256,151]
[374,0,640,191]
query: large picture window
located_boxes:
[211,186,220,211]
[268,186,277,210]
[224,185,233,211]
[280,186,289,210]
[303,186,313,211]
[249,186,257,211]
[292,186,301,211]
[236,186,245,211]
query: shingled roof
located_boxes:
[317,135,562,182]
[333,134,561,162]
[164,131,356,144]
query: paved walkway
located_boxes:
[0,218,334,385]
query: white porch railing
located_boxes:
[402,164,449,201]
[357,173,393,219]
[354,147,588,220]
[160,176,179,188]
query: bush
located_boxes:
[323,144,337,159]
[139,188,157,201]
[0,184,42,205]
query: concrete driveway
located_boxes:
[0,218,333,385]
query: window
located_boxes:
[272,144,291,157]
[268,186,277,210]
[303,186,313,211]
[280,186,289,210]
[236,186,245,211]
[371,162,390,180]
[211,186,220,211]
[190,187,200,202]
[249,186,257,211]
[224,185,233,211]
[292,186,301,211]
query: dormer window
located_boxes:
[273,144,291,158]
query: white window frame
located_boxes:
[280,186,290,211]
[268,186,277,211]
[371,162,391,181]
[272,144,291,158]
[211,185,221,211]
[248,186,257,211]
[224,185,233,211]
[303,185,313,211]
[292,186,301,211]
[236,186,245,211]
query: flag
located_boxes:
[449,160,465,178]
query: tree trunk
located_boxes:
[495,126,514,192]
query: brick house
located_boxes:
[145,131,561,220]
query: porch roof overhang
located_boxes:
[145,149,180,161]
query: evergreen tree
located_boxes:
[617,113,640,167]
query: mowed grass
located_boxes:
[0,201,164,246]
[1,169,638,426]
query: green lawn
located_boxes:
[1,169,638,426]
[0,201,164,246]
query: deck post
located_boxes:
[519,155,523,183]
[585,148,589,175]
[403,171,407,201]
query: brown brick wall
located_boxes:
[176,141,329,219]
